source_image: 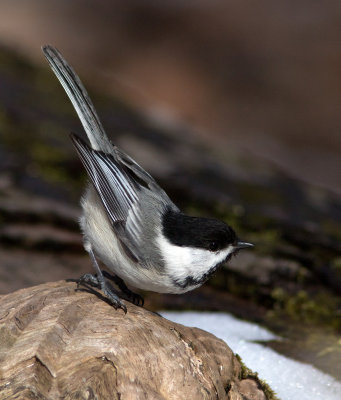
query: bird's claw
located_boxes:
[102,280,127,313]
[128,291,144,307]
[76,273,127,313]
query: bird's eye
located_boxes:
[209,241,219,251]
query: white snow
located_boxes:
[162,311,341,400]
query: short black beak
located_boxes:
[235,241,254,250]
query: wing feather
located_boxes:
[71,134,138,223]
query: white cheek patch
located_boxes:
[157,233,234,285]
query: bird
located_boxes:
[42,45,253,312]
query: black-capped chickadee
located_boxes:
[43,45,253,312]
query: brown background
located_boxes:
[0,0,340,194]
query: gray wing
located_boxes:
[42,45,112,153]
[71,134,178,265]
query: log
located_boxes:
[0,281,270,399]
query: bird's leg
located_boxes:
[77,248,127,313]
[102,271,144,307]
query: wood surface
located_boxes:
[0,281,268,399]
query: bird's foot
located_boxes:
[100,280,127,313]
[77,273,100,288]
[77,273,127,313]
[102,271,144,307]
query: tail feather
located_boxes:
[42,45,112,153]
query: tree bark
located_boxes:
[0,281,270,399]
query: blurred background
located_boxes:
[0,0,340,381]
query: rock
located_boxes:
[0,281,271,399]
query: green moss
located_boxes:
[235,354,280,400]
[269,288,341,330]
[29,141,70,184]
[321,220,341,241]
[247,228,281,255]
[235,353,255,379]
[259,378,281,400]
[331,258,341,274]
[221,273,259,299]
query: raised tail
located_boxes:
[42,45,112,153]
